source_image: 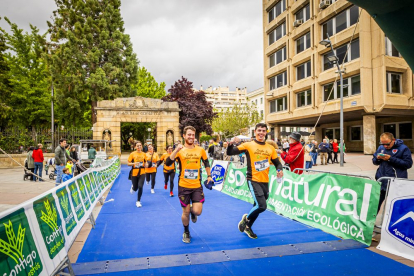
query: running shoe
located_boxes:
[136,201,142,208]
[182,232,191,243]
[170,191,174,197]
[191,211,197,223]
[164,184,167,190]
[238,214,248,232]
[151,189,155,194]
[244,226,258,239]
[130,185,134,194]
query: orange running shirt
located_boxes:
[160,152,175,173]
[145,152,159,173]
[172,146,209,189]
[235,140,279,184]
[128,151,147,176]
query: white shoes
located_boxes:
[146,181,150,185]
[136,201,142,208]
[130,185,134,194]
[151,189,155,194]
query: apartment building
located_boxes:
[263,0,414,153]
[247,88,265,137]
[201,86,248,111]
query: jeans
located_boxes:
[311,152,317,165]
[56,165,65,185]
[305,161,313,169]
[34,162,43,181]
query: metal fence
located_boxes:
[0,127,93,153]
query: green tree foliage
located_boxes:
[212,102,262,138]
[134,66,166,98]
[162,77,216,135]
[47,0,139,126]
[120,122,156,151]
[0,17,51,129]
[0,21,12,127]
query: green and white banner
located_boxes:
[0,157,120,276]
[222,164,380,245]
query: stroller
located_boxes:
[45,158,57,180]
[23,159,32,181]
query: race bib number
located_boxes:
[184,169,198,179]
[254,159,269,172]
[152,162,157,168]
[134,162,143,168]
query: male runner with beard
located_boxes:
[165,126,212,243]
[227,123,284,239]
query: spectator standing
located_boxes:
[327,139,334,164]
[332,139,339,163]
[318,139,329,165]
[222,142,231,161]
[311,140,318,166]
[65,144,70,156]
[282,140,289,152]
[277,138,282,148]
[27,147,35,181]
[70,146,78,175]
[32,144,44,181]
[55,138,73,185]
[373,132,413,212]
[281,132,305,174]
[304,141,313,169]
[88,145,97,160]
[300,139,305,146]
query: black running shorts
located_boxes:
[178,185,205,208]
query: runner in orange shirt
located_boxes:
[158,146,176,197]
[127,141,148,208]
[165,126,213,243]
[145,144,159,194]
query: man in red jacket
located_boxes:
[281,132,304,175]
[32,144,45,181]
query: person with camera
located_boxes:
[373,132,413,212]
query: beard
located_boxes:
[185,138,194,145]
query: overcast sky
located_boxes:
[1,0,264,93]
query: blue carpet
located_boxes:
[75,165,414,275]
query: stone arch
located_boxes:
[93,97,180,155]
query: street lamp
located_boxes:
[147,128,151,140]
[320,34,345,167]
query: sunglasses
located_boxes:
[379,142,392,146]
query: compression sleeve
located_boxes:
[271,157,283,171]
[201,149,210,168]
[165,156,174,166]
[226,144,242,156]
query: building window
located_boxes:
[384,122,412,139]
[386,72,402,94]
[323,74,361,101]
[323,39,360,71]
[294,4,310,23]
[269,22,286,46]
[296,60,311,80]
[269,96,287,113]
[296,32,311,54]
[268,0,286,23]
[385,37,400,57]
[269,46,287,68]
[322,5,359,39]
[350,126,362,141]
[297,89,312,107]
[260,110,264,118]
[269,71,287,90]
[260,98,263,104]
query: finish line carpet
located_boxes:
[72,165,414,275]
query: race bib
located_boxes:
[184,169,198,179]
[254,159,269,172]
[152,162,157,168]
[134,162,143,168]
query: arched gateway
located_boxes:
[93,97,180,155]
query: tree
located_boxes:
[162,77,216,135]
[0,20,12,128]
[134,66,166,98]
[0,17,51,129]
[47,0,139,127]
[212,102,262,139]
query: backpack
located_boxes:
[213,144,222,160]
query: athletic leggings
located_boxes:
[146,172,156,189]
[164,171,175,192]
[131,174,146,201]
[247,180,269,228]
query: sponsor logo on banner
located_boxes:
[83,175,96,203]
[68,181,85,221]
[57,186,77,236]
[386,197,414,248]
[33,194,65,259]
[77,179,91,210]
[211,165,225,184]
[0,208,43,276]
[222,163,254,204]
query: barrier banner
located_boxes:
[221,165,380,245]
[0,156,120,276]
[210,160,229,191]
[221,162,253,204]
[378,179,414,261]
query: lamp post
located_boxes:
[320,34,344,167]
[147,128,151,140]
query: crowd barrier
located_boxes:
[0,156,121,276]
